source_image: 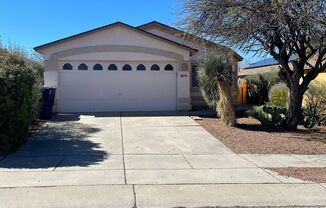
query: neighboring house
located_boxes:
[34,21,243,113]
[238,56,297,79]
[239,56,326,82]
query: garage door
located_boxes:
[59,62,177,112]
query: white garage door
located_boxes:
[59,62,177,112]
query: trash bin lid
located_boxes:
[42,86,56,90]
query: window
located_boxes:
[63,63,73,70]
[164,64,173,71]
[137,64,146,71]
[78,63,88,70]
[151,64,160,71]
[123,64,132,71]
[108,64,118,71]
[191,64,199,87]
[93,64,103,70]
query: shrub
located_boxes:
[245,70,282,105]
[245,74,269,105]
[0,47,43,155]
[248,105,287,127]
[268,83,289,108]
[302,80,326,128]
[302,105,323,129]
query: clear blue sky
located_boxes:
[0,0,264,65]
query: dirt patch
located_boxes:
[197,117,326,154]
[268,168,326,183]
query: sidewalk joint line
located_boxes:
[0,182,318,189]
[237,154,260,168]
[53,155,67,171]
[120,112,127,184]
[0,156,7,162]
[132,185,138,208]
[319,183,326,190]
[181,155,193,169]
[237,154,283,183]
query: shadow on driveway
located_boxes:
[0,115,109,170]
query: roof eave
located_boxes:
[34,21,198,54]
[138,21,244,61]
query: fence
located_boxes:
[238,80,247,104]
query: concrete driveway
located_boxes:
[0,113,325,207]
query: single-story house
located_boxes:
[34,21,243,113]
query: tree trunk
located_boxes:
[286,83,304,130]
[216,82,236,127]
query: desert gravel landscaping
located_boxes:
[268,168,326,183]
[197,117,326,154]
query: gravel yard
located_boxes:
[268,168,326,183]
[197,117,326,154]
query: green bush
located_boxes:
[245,74,269,105]
[248,105,288,127]
[268,83,289,108]
[0,48,43,155]
[245,71,282,105]
[302,80,326,128]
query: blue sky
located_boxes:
[0,0,264,65]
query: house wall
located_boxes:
[39,26,190,62]
[40,25,193,112]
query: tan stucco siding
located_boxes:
[39,25,190,61]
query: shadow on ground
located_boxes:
[0,115,109,169]
[50,109,216,118]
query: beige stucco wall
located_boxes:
[60,52,175,61]
[39,24,193,111]
[39,25,190,62]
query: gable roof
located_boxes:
[34,22,198,54]
[243,55,297,69]
[138,21,243,61]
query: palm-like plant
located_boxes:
[198,51,236,126]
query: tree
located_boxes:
[179,0,326,129]
[198,51,236,126]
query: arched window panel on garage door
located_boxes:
[108,64,118,71]
[93,64,103,70]
[151,64,160,71]
[78,63,88,70]
[164,64,174,71]
[123,64,132,71]
[137,64,146,71]
[63,63,73,70]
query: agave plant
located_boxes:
[197,51,235,126]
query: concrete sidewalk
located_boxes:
[0,113,325,207]
[241,154,326,168]
[0,184,325,208]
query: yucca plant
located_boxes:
[197,51,235,126]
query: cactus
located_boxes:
[248,105,288,127]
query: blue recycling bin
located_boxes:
[39,87,56,120]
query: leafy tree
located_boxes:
[179,0,326,129]
[198,51,236,126]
